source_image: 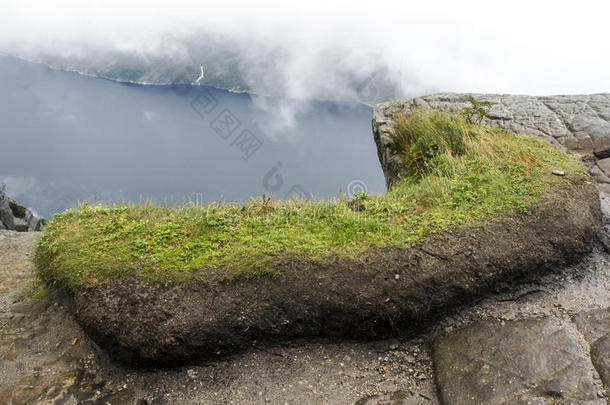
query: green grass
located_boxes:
[12,279,48,303]
[34,109,585,291]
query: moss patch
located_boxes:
[8,201,27,219]
[34,109,585,292]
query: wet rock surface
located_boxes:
[428,193,610,405]
[1,230,441,404]
[433,318,604,404]
[592,335,610,391]
[372,93,610,188]
[574,307,610,391]
[0,232,114,404]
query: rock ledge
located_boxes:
[373,93,610,188]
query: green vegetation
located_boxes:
[8,200,27,219]
[459,95,492,124]
[13,279,49,303]
[35,109,584,291]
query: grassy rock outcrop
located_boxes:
[373,93,610,189]
[35,108,604,365]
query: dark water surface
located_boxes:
[0,56,385,218]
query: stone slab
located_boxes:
[433,318,602,405]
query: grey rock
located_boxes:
[573,307,610,344]
[432,318,601,405]
[573,307,610,391]
[589,166,610,184]
[598,183,610,194]
[597,158,610,177]
[373,93,610,188]
[591,334,610,392]
[0,188,44,232]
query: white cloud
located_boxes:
[1,0,609,134]
[0,176,38,199]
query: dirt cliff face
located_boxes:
[73,179,602,366]
[373,93,610,188]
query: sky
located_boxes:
[1,0,609,100]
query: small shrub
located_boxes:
[459,95,491,124]
[35,219,47,231]
[347,191,368,212]
[353,191,368,201]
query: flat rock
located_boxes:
[598,158,610,177]
[591,335,610,391]
[432,318,602,405]
[573,307,610,343]
[573,307,610,391]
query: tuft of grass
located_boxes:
[12,279,48,303]
[392,108,472,179]
[34,109,585,292]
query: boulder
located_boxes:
[0,187,44,232]
[432,318,603,405]
[373,93,610,188]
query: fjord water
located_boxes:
[0,56,384,218]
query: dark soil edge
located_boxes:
[72,179,603,366]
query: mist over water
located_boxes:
[2,1,609,217]
[2,1,609,110]
[0,56,385,218]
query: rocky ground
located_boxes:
[1,192,610,404]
